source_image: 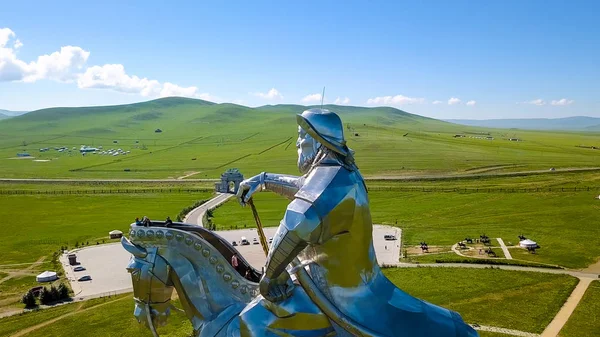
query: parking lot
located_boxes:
[61,225,401,297]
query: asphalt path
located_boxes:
[182,193,233,226]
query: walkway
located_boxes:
[473,325,539,337]
[540,277,594,337]
[497,238,513,259]
[183,193,233,226]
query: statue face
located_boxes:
[297,126,319,174]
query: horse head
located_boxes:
[122,236,174,332]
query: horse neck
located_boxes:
[134,227,258,330]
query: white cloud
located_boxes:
[448,97,461,105]
[1,28,89,83]
[302,93,322,103]
[466,100,476,106]
[551,98,574,106]
[254,88,283,100]
[523,99,546,106]
[0,28,14,48]
[78,64,214,100]
[366,94,425,106]
[432,100,443,105]
[334,97,350,105]
[0,27,216,101]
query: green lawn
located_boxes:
[0,192,209,264]
[383,267,578,333]
[213,189,600,269]
[0,268,576,336]
[559,281,600,337]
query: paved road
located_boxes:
[3,166,599,183]
[183,193,233,226]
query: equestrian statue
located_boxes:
[122,108,478,337]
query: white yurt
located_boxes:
[519,239,537,248]
[36,271,58,283]
[109,230,123,239]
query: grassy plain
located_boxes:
[213,189,600,269]
[383,267,578,333]
[0,97,599,179]
[0,192,209,264]
[559,281,600,337]
[0,268,577,336]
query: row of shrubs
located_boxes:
[176,199,209,222]
[22,283,70,308]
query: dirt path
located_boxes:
[9,296,128,337]
[540,277,593,337]
[497,238,513,259]
[582,258,600,273]
[3,166,600,183]
[0,257,46,285]
[177,171,200,179]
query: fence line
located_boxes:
[0,188,213,195]
[367,186,600,193]
[1,186,599,195]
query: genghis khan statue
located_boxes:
[237,108,477,336]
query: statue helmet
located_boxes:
[296,108,348,156]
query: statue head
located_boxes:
[296,109,349,174]
[122,237,173,330]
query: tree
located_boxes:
[50,286,60,302]
[75,241,79,248]
[58,283,70,300]
[39,287,52,305]
[22,291,36,308]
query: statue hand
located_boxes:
[259,271,294,302]
[236,173,264,206]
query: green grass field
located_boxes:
[0,192,209,264]
[213,189,600,269]
[383,267,578,333]
[0,97,598,179]
[559,281,600,337]
[0,267,577,336]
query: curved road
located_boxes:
[183,192,234,226]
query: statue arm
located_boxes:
[261,173,304,200]
[263,198,321,280]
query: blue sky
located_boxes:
[0,0,598,119]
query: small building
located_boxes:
[17,152,31,157]
[519,239,537,248]
[36,271,58,283]
[68,254,78,265]
[109,230,123,239]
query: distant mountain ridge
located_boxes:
[445,116,600,131]
[0,109,29,118]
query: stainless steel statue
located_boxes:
[122,108,478,336]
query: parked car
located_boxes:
[253,238,259,245]
[78,275,92,282]
[240,237,250,246]
[384,234,397,241]
[232,241,238,246]
[268,237,273,244]
[73,266,86,272]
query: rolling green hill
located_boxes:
[0,97,598,179]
